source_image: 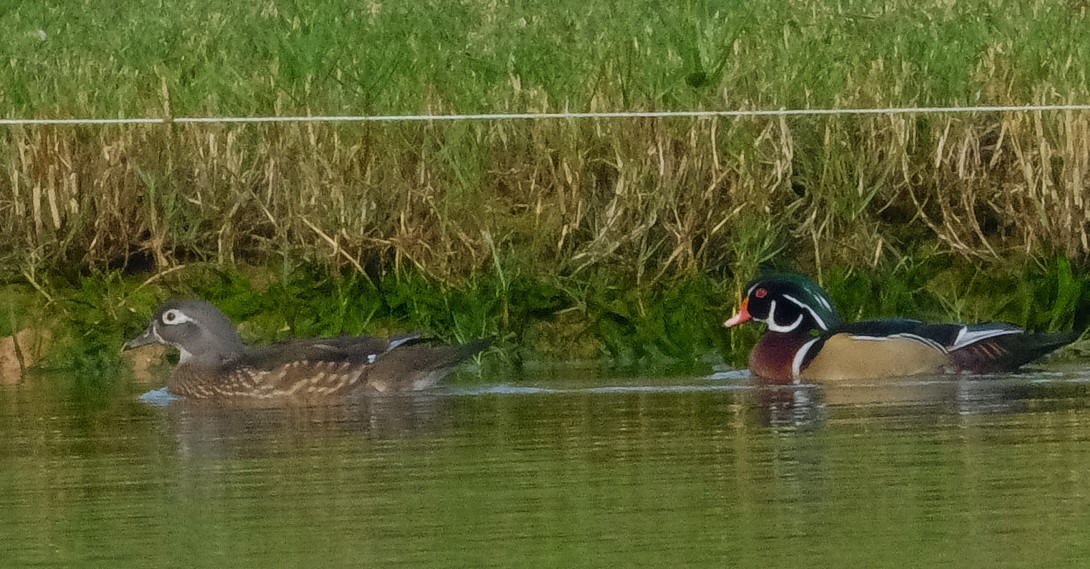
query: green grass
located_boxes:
[3,254,1083,378]
[4,0,1088,117]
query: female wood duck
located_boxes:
[124,299,489,401]
[724,273,1077,383]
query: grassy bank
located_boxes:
[2,1,1090,279]
[1,255,1087,382]
[4,117,779,281]
[4,112,1090,289]
[2,0,1090,374]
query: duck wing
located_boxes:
[237,333,423,369]
[834,320,1075,373]
[943,325,1077,373]
[227,334,488,394]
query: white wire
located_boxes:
[1,104,1089,126]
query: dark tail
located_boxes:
[367,339,490,392]
[949,331,1078,374]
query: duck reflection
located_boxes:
[737,384,826,428]
[158,392,451,460]
[734,373,1047,429]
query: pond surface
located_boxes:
[3,367,1090,568]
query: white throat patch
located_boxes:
[151,320,194,364]
[176,346,193,364]
[763,299,805,333]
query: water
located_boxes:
[3,368,1090,568]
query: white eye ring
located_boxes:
[161,309,195,325]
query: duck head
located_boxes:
[724,273,843,334]
[124,299,246,367]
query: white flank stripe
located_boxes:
[792,338,821,382]
[851,333,948,353]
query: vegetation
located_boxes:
[1,0,1090,374]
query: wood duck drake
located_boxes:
[724,273,1077,383]
[123,299,489,401]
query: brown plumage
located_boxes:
[124,299,489,402]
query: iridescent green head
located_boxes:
[724,273,843,333]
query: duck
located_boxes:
[123,299,489,401]
[723,273,1077,383]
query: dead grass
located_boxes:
[2,108,1089,288]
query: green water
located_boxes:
[3,369,1090,568]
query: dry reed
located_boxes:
[1,110,1089,287]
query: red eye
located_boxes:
[754,288,767,299]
